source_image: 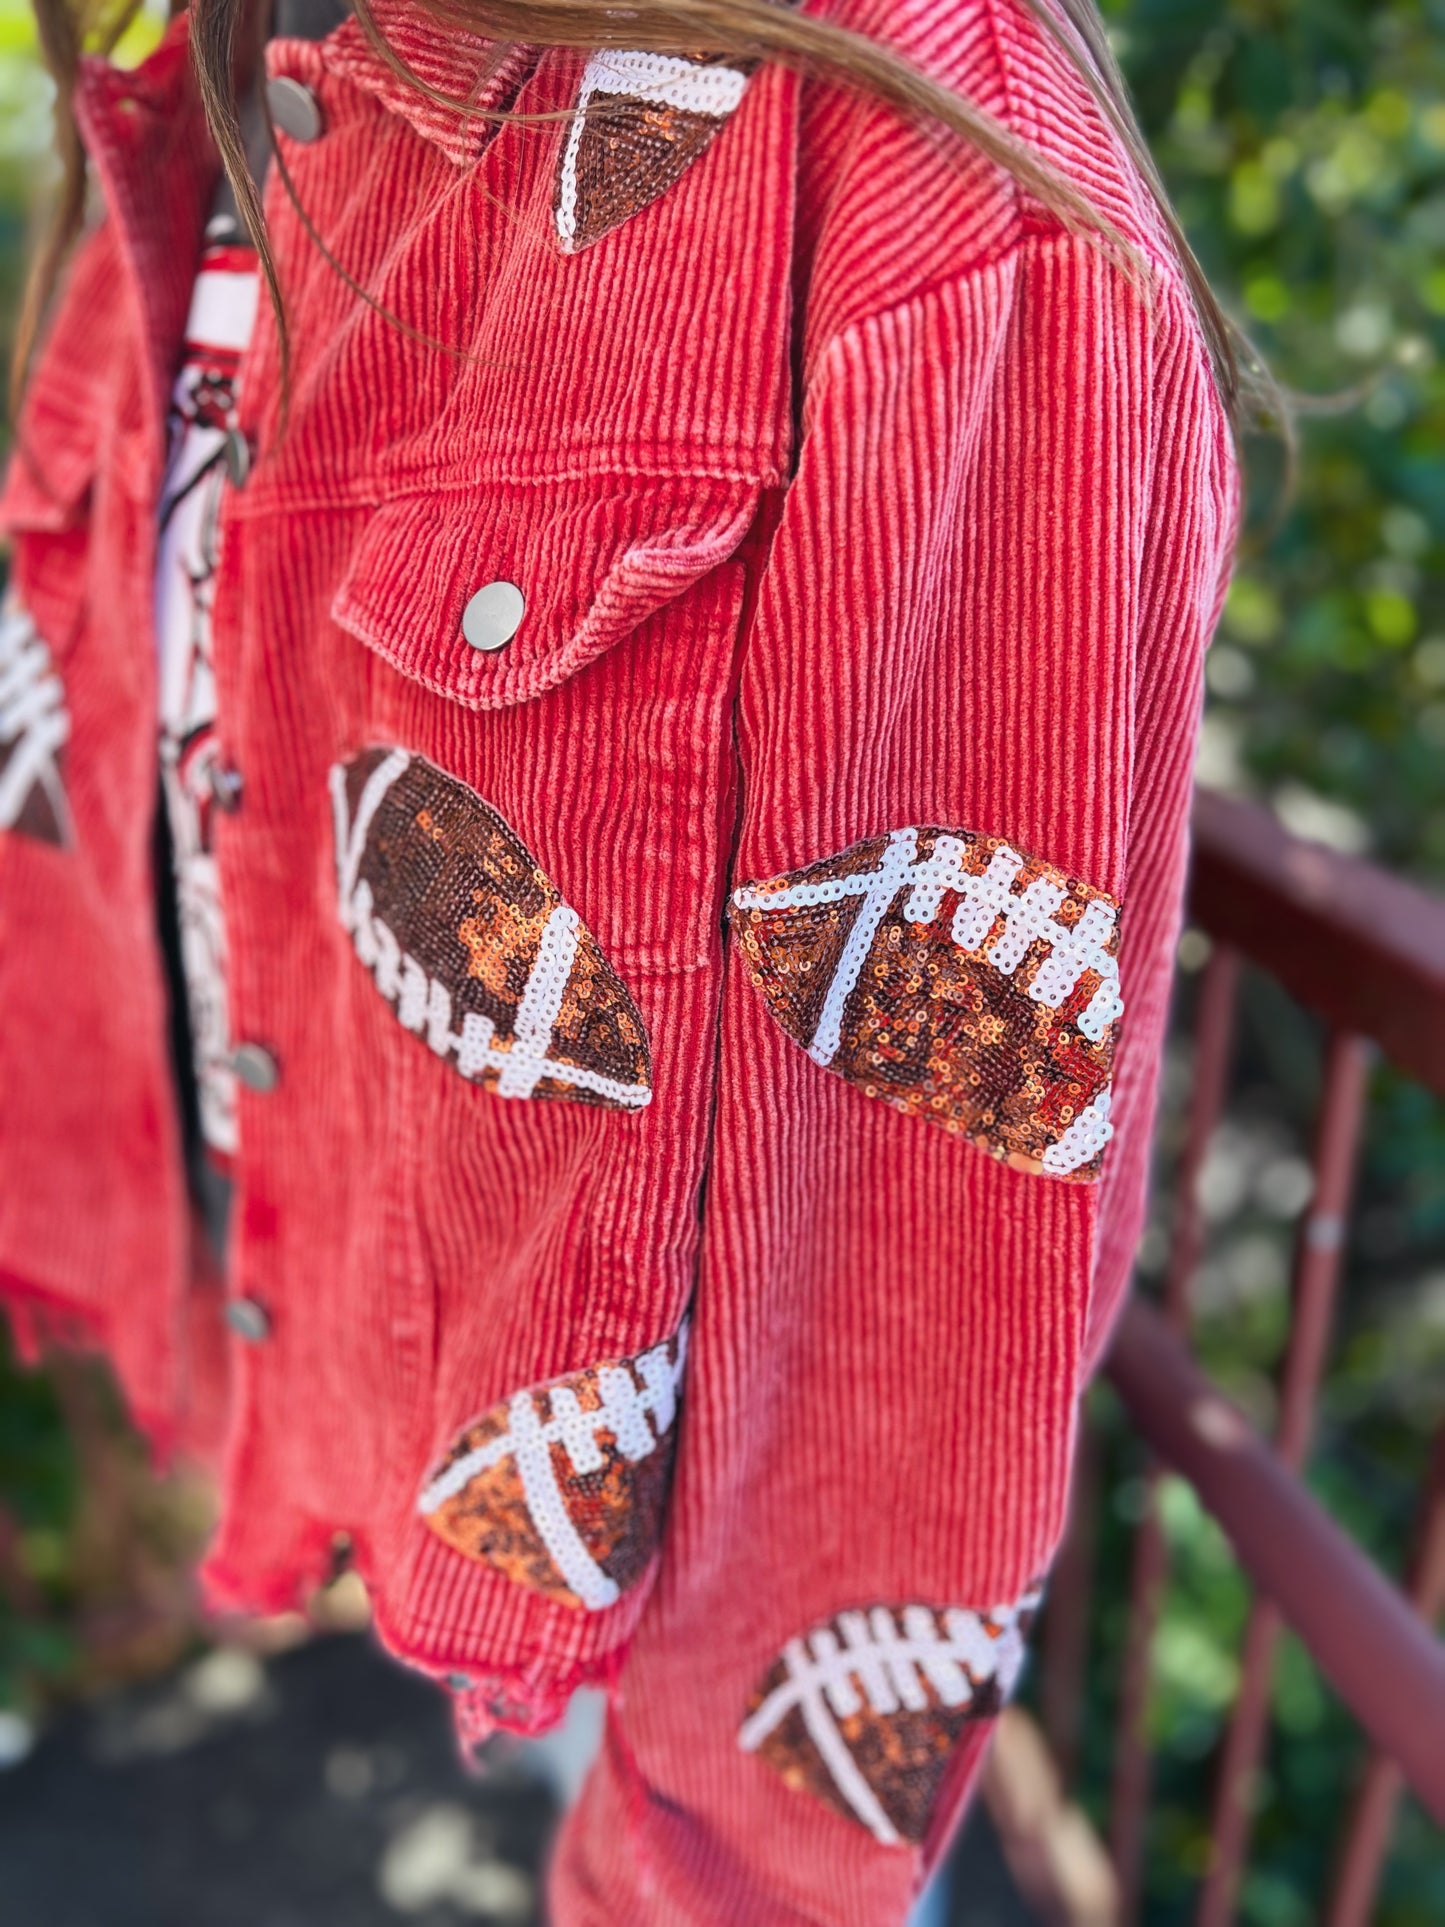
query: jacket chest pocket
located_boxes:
[330,468,761,714]
[325,467,763,987]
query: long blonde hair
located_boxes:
[16,0,1270,434]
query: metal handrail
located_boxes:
[1105,1297,1445,1824]
[1046,787,1445,1927]
[1190,787,1445,1094]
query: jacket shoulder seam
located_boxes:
[815,224,1154,367]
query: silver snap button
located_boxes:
[266,76,324,143]
[222,427,252,487]
[461,581,525,653]
[230,1042,279,1093]
[209,763,244,813]
[225,1297,272,1343]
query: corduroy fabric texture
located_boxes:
[0,1,1237,1918]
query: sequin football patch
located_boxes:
[417,1326,689,1611]
[738,1586,1043,1846]
[0,599,73,848]
[553,48,756,252]
[331,749,651,1111]
[729,827,1123,1179]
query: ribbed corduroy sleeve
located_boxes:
[551,230,1231,1927]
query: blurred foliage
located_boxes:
[0,1328,80,1701]
[0,0,1443,1921]
[1078,11,1445,1919]
[1105,0,1445,882]
[0,1324,211,1742]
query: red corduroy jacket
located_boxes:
[0,1,1237,1918]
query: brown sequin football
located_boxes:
[418,1327,689,1611]
[738,1588,1043,1845]
[554,49,756,252]
[730,826,1123,1179]
[330,747,651,1111]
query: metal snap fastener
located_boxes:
[225,1297,272,1343]
[222,427,253,487]
[265,75,324,143]
[209,763,244,813]
[461,581,525,653]
[230,1042,279,1092]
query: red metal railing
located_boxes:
[1040,788,1445,1925]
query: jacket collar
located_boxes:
[66,1,533,494]
[311,0,540,169]
[66,1,772,493]
[79,3,764,256]
[77,1,535,180]
[74,18,217,495]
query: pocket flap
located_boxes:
[332,473,759,712]
[0,220,128,538]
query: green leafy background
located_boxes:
[0,2,1442,1920]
